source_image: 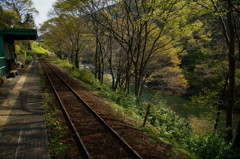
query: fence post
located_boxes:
[142,104,151,127]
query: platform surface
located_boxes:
[0,62,49,159]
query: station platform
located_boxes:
[0,62,49,159]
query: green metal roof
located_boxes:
[0,28,37,40]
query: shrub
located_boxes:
[149,104,192,141]
[118,93,136,108]
[25,55,33,64]
[103,74,112,87]
[186,133,232,159]
[76,68,99,86]
[50,57,99,87]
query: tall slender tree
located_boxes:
[194,0,239,141]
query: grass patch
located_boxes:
[39,62,68,158]
[43,104,67,158]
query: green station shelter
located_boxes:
[0,28,37,76]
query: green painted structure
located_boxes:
[0,29,37,76]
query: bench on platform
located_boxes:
[8,70,18,77]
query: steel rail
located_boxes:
[43,59,143,159]
[40,60,92,159]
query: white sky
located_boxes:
[32,0,57,27]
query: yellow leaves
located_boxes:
[31,41,51,55]
[15,41,50,56]
[15,45,21,54]
[191,20,204,29]
[153,37,181,65]
[178,74,189,88]
[153,65,189,90]
[198,32,212,42]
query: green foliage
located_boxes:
[186,133,232,159]
[149,104,192,141]
[49,56,237,159]
[40,14,92,68]
[15,41,50,65]
[118,93,137,109]
[236,68,240,81]
[45,113,67,158]
[0,7,20,28]
[28,0,240,157]
[1,0,38,20]
[22,13,35,29]
[97,85,235,159]
[50,57,99,87]
[49,139,67,158]
[75,69,99,86]
[15,44,24,54]
[139,92,192,140]
[192,87,221,109]
[31,41,51,55]
[57,57,193,141]
[45,113,60,129]
[181,49,212,72]
[25,55,33,63]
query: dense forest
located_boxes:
[1,0,240,158]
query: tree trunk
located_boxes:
[225,0,235,142]
[75,52,79,69]
[108,34,115,89]
[124,73,130,93]
[134,70,139,97]
[99,45,104,84]
[134,70,143,98]
[214,74,228,131]
[235,119,240,146]
[97,39,103,83]
[125,50,131,94]
[114,72,120,90]
[239,42,240,62]
[95,37,99,79]
[70,51,74,65]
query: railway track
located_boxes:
[40,59,143,159]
